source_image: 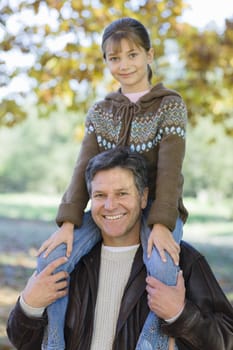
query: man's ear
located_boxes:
[141,187,149,209]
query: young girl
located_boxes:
[37,17,188,350]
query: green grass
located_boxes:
[0,192,60,221]
[0,193,232,221]
[185,196,233,222]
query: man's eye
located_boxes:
[119,192,128,196]
[93,193,103,198]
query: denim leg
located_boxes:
[37,211,101,350]
[136,217,183,350]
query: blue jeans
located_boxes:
[136,215,183,350]
[37,211,101,350]
[38,211,183,350]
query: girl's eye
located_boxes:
[129,52,138,58]
[108,56,119,62]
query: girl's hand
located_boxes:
[37,222,74,258]
[147,223,180,265]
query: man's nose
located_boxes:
[104,196,116,210]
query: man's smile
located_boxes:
[103,213,126,220]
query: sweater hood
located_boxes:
[100,83,181,147]
[104,82,181,109]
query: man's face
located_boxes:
[90,167,148,246]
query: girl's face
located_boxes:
[105,38,154,93]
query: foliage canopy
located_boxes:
[0,0,233,133]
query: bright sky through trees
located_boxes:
[182,0,231,30]
[1,0,232,128]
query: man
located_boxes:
[7,148,233,350]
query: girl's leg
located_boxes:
[169,337,176,350]
[37,211,101,350]
[136,217,183,350]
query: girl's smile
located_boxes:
[105,38,154,93]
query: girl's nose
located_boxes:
[119,59,129,70]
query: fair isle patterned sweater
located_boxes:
[57,83,188,231]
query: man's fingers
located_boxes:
[146,275,163,289]
[147,271,184,290]
[53,277,68,291]
[53,289,68,302]
[28,270,38,282]
[51,270,69,284]
[43,257,68,275]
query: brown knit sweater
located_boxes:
[56,83,188,230]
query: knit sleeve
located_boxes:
[56,105,100,227]
[147,96,187,231]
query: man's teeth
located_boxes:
[105,214,124,220]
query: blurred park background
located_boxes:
[0,0,233,348]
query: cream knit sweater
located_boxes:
[90,244,139,350]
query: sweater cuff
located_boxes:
[164,303,185,323]
[56,203,85,227]
[161,300,200,336]
[147,200,178,231]
[12,298,47,329]
[20,295,45,318]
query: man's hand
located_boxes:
[22,257,69,309]
[146,270,185,320]
[147,223,180,265]
[37,222,74,258]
